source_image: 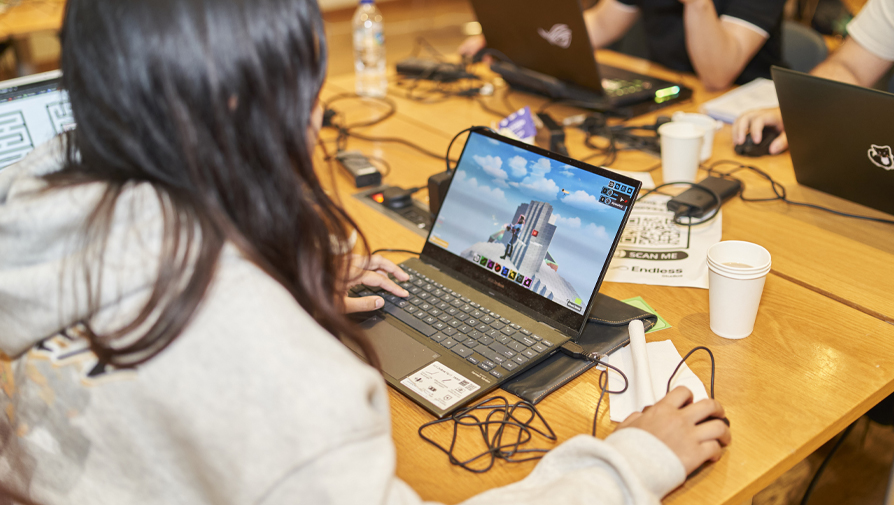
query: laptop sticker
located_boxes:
[401,361,481,410]
[868,144,894,170]
[538,24,572,49]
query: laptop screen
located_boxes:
[423,130,638,332]
[0,71,71,171]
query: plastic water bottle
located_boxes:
[352,0,387,97]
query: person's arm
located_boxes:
[584,0,640,49]
[679,0,769,91]
[732,37,894,153]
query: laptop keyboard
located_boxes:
[349,266,557,380]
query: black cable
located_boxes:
[636,182,723,226]
[800,421,858,505]
[666,346,715,399]
[703,160,894,225]
[591,359,629,437]
[418,396,557,473]
[446,126,493,172]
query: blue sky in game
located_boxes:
[428,132,630,303]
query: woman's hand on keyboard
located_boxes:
[343,255,410,313]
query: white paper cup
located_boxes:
[706,241,772,339]
[658,121,705,183]
[672,112,720,162]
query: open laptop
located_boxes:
[773,67,894,216]
[468,0,692,116]
[349,128,640,417]
[0,70,72,172]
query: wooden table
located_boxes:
[0,0,65,75]
[315,52,894,505]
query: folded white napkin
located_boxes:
[607,321,708,422]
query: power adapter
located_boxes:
[395,58,471,82]
[335,151,382,188]
[666,176,741,219]
[535,112,569,156]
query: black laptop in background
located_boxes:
[773,67,894,217]
[348,128,640,417]
[468,0,692,116]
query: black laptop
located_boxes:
[468,0,692,115]
[349,128,640,417]
[773,67,894,217]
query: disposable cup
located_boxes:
[658,121,705,183]
[672,111,721,162]
[706,241,772,339]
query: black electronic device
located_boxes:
[335,151,382,188]
[734,127,780,157]
[427,170,453,216]
[535,112,569,156]
[773,66,894,216]
[469,0,692,117]
[396,58,470,82]
[382,186,416,210]
[666,176,741,219]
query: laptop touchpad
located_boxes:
[356,316,440,379]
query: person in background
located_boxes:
[459,0,787,91]
[733,0,894,154]
[0,0,730,503]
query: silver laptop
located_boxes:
[773,67,894,216]
[0,70,72,171]
[350,128,640,417]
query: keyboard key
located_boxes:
[501,327,516,336]
[436,302,450,310]
[470,310,484,318]
[397,300,410,309]
[458,325,472,334]
[427,308,442,317]
[469,302,480,308]
[440,338,457,349]
[490,321,505,330]
[408,286,421,294]
[512,333,537,347]
[520,329,532,336]
[451,299,464,308]
[414,311,428,320]
[423,316,437,325]
[442,295,454,303]
[385,294,400,303]
[522,349,537,359]
[423,284,434,292]
[381,303,437,337]
[502,360,518,371]
[540,339,554,347]
[478,336,494,346]
[467,330,482,340]
[419,303,432,312]
[403,306,419,316]
[478,361,496,371]
[454,313,469,322]
[431,332,446,342]
[452,345,473,358]
[513,354,529,365]
[506,341,526,353]
[489,342,516,359]
[489,312,499,318]
[489,369,504,379]
[442,327,458,337]
[532,343,547,353]
[477,347,504,364]
[466,355,480,365]
[463,339,478,348]
[476,324,489,333]
[529,334,542,341]
[418,292,431,300]
[495,334,512,345]
[447,307,459,316]
[500,318,511,325]
[438,314,451,322]
[410,297,424,306]
[465,318,478,327]
[480,316,494,324]
[432,322,447,331]
[485,329,499,338]
[460,305,474,313]
[432,289,444,297]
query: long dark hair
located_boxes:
[47,0,376,368]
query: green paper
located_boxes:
[622,296,671,333]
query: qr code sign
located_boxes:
[620,215,684,247]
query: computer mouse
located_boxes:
[735,127,780,157]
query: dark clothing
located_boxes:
[615,0,787,84]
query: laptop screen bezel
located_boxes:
[420,128,641,336]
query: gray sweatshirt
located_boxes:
[0,140,686,504]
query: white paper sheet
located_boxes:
[607,339,709,422]
[604,194,721,289]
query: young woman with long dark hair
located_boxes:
[0,0,730,503]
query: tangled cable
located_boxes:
[418,396,557,473]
